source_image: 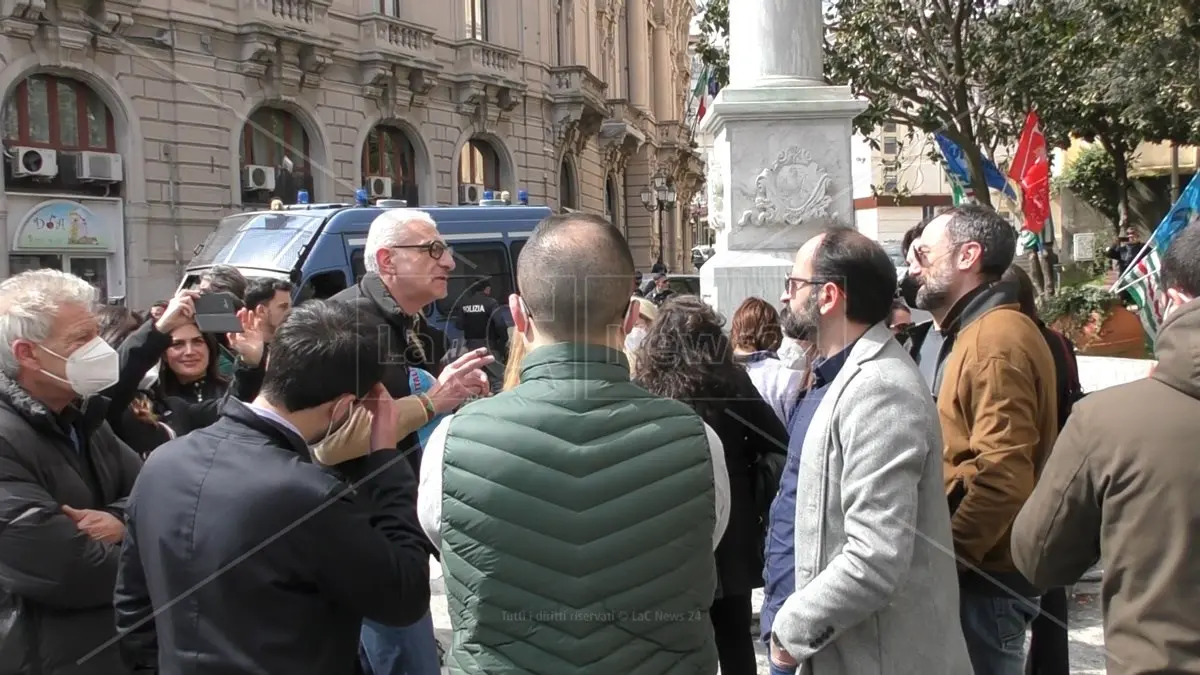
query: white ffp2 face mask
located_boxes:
[40,336,121,398]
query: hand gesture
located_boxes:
[227,308,265,367]
[154,289,200,334]
[429,348,495,414]
[360,382,401,451]
[62,505,124,544]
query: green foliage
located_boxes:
[823,0,1016,205]
[695,0,729,88]
[1054,145,1120,226]
[1037,284,1119,332]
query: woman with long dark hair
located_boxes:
[633,296,789,675]
[729,297,806,425]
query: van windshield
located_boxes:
[188,212,326,271]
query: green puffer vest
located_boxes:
[440,343,719,675]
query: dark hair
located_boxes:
[1162,214,1200,296]
[730,297,783,352]
[901,221,926,256]
[244,277,294,311]
[811,226,897,326]
[201,264,248,300]
[633,295,755,416]
[260,300,383,411]
[98,305,141,347]
[1000,264,1039,319]
[516,212,635,339]
[888,299,912,324]
[943,205,1017,280]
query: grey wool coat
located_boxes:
[770,322,972,675]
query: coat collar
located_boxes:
[520,342,631,384]
[0,370,109,436]
[220,398,314,460]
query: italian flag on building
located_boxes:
[693,67,718,123]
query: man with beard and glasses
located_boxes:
[904,205,1058,675]
[764,226,969,675]
[115,301,437,674]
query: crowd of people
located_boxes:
[1,202,1199,675]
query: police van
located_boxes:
[180,190,549,337]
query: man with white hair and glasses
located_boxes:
[0,269,142,675]
[330,208,492,675]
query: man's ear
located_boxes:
[509,294,529,334]
[1167,287,1194,308]
[373,247,391,275]
[621,299,638,335]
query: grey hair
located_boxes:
[0,269,98,376]
[363,208,439,273]
[945,204,1017,279]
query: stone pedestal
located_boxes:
[697,1,867,316]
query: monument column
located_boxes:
[697,0,867,315]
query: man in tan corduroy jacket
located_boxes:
[905,205,1058,675]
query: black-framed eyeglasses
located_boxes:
[391,241,452,260]
[784,276,825,294]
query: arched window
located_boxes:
[362,125,419,205]
[2,74,115,151]
[558,158,577,210]
[458,138,501,195]
[240,107,310,170]
[239,107,312,204]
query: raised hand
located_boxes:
[359,382,401,451]
[227,308,265,367]
[429,348,495,414]
[154,289,200,334]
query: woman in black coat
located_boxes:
[632,295,789,675]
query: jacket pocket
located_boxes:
[948,478,967,516]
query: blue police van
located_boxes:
[181,196,550,336]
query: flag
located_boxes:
[951,181,973,205]
[695,70,719,123]
[1112,172,1200,342]
[1008,111,1051,234]
[934,134,1019,202]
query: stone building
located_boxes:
[0,0,704,306]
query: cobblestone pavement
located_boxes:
[429,559,1109,674]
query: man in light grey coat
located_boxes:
[767,227,971,675]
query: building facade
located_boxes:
[0,0,704,306]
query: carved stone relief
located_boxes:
[737,146,833,229]
[707,150,726,231]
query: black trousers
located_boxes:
[1025,587,1070,675]
[710,594,757,675]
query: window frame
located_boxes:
[241,108,310,170]
[361,125,419,204]
[435,241,513,315]
[466,0,489,41]
[2,75,116,152]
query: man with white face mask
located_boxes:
[116,300,466,674]
[417,213,730,674]
[1012,215,1200,675]
[0,269,142,675]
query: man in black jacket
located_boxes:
[0,269,142,675]
[115,300,436,674]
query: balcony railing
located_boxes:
[240,0,331,36]
[360,14,436,63]
[453,40,521,78]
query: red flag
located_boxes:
[1010,111,1050,234]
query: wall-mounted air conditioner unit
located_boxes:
[459,183,485,205]
[10,147,58,178]
[368,176,393,199]
[71,151,123,182]
[243,164,276,191]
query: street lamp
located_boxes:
[639,168,677,269]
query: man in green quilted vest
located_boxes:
[417,212,730,674]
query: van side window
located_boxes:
[296,271,348,303]
[509,239,526,269]
[435,243,513,315]
[350,249,366,283]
